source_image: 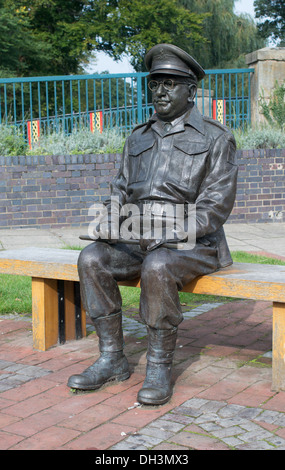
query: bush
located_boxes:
[27,127,126,156]
[0,124,27,156]
[259,80,285,130]
[0,124,126,156]
[233,125,285,150]
[0,121,284,156]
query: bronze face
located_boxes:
[150,74,196,121]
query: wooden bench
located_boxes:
[0,247,285,391]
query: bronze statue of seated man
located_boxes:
[67,44,238,406]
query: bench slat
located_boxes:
[0,258,79,282]
[0,247,285,302]
[0,247,79,281]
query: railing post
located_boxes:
[137,74,143,124]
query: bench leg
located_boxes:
[32,277,86,351]
[272,302,285,391]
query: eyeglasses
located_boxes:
[148,79,188,92]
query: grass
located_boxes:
[0,274,32,315]
[1,250,284,315]
[231,250,285,266]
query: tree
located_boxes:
[1,0,264,78]
[2,0,97,76]
[178,0,265,69]
[254,0,285,46]
[85,0,208,72]
[0,2,51,77]
[1,0,208,76]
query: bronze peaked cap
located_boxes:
[145,44,205,81]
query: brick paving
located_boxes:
[0,299,285,450]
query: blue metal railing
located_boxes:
[202,68,253,129]
[0,68,254,145]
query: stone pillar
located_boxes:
[196,88,213,118]
[245,47,285,126]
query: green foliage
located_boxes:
[0,123,126,156]
[254,0,285,46]
[0,0,266,77]
[1,0,207,76]
[27,127,126,156]
[0,3,51,77]
[1,120,285,156]
[233,124,285,150]
[90,0,208,72]
[94,0,264,70]
[1,0,95,76]
[178,0,265,69]
[0,124,27,155]
[259,81,285,130]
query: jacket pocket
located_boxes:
[170,139,209,188]
[128,134,155,182]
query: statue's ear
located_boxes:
[188,84,197,102]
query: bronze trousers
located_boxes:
[77,241,218,330]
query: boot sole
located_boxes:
[137,393,172,406]
[68,371,130,391]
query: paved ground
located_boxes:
[0,222,285,451]
[0,222,284,258]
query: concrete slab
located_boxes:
[243,239,285,257]
[0,227,89,251]
[0,223,284,258]
[224,223,285,257]
[224,223,268,240]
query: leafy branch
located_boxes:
[259,80,285,130]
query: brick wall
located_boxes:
[0,153,121,229]
[0,149,284,229]
[230,148,285,223]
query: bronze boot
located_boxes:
[67,312,129,390]
[137,326,177,405]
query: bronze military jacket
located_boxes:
[109,105,238,268]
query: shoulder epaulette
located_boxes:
[203,115,229,133]
[131,121,149,134]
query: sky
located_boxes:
[234,0,255,18]
[86,0,256,74]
